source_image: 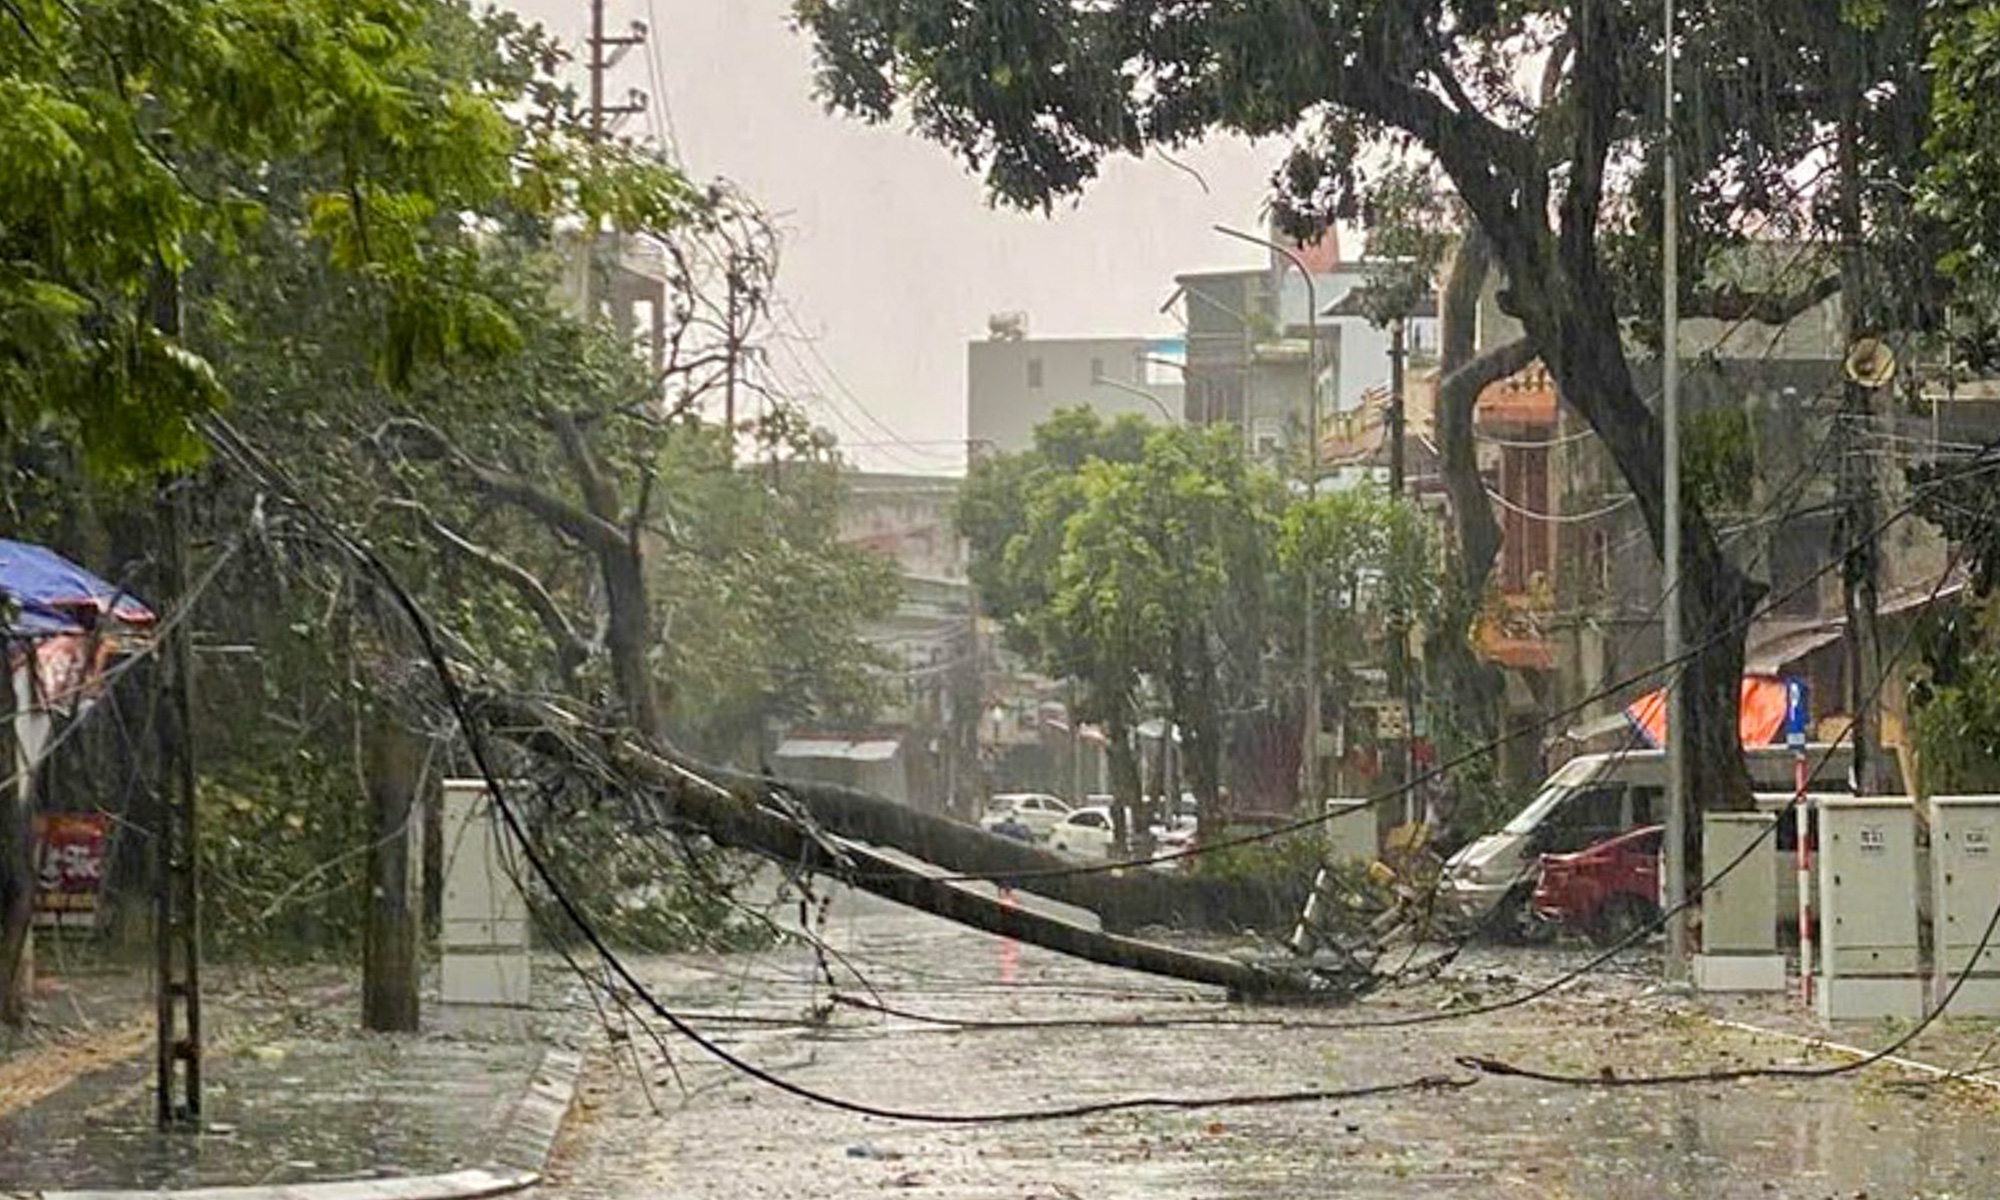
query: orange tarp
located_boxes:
[1624,674,1789,748]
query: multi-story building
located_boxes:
[772,472,979,813]
[1169,239,1439,466]
[1461,267,1964,785]
[966,322,1186,457]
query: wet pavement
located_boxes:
[0,963,583,1192]
[541,887,2000,1200]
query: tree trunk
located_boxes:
[362,707,423,1033]
[602,544,665,746]
[0,651,31,1027]
[1435,232,1505,602]
[1528,274,1762,835]
[1428,232,1539,826]
[1104,709,1141,855]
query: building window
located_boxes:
[1027,358,1044,389]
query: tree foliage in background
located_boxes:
[0,1,898,977]
[795,0,1967,829]
[961,408,1439,834]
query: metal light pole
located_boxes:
[1661,0,1690,982]
[1215,224,1321,806]
[1091,373,1180,423]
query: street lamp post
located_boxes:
[1091,373,1179,423]
[1215,224,1322,808]
[1662,0,1690,983]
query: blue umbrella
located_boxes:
[0,539,155,637]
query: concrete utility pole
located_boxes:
[580,1,647,316]
[1388,316,1418,823]
[1834,48,1889,799]
[1661,0,1690,982]
[1215,225,1321,807]
[155,479,205,1127]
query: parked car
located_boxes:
[981,792,1072,840]
[1048,807,1115,860]
[1440,744,1880,935]
[1532,824,1663,945]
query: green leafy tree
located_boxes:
[793,0,1957,837]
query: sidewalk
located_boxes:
[0,959,588,1199]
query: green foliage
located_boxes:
[1926,0,2000,338]
[1185,821,1324,885]
[1680,407,1757,514]
[956,407,1153,657]
[649,426,901,756]
[1911,596,2000,797]
[0,0,696,477]
[529,798,777,953]
[963,408,1441,817]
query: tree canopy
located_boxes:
[796,0,1974,820]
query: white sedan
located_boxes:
[1048,807,1116,861]
[981,792,1072,840]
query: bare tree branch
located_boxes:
[1685,274,1842,325]
[380,497,593,678]
[377,417,629,554]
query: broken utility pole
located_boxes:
[486,694,1370,1003]
[362,706,425,1033]
[154,478,204,1128]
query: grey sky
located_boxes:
[506,0,1280,474]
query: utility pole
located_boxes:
[143,265,203,1127]
[1661,0,1690,983]
[580,2,648,316]
[1388,316,1418,824]
[1835,81,1888,797]
[1214,225,1320,808]
[155,478,204,1127]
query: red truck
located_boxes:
[1531,824,1663,945]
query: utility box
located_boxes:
[1323,799,1377,866]
[1694,812,1785,992]
[440,779,532,1006]
[1930,796,2000,1016]
[1816,795,1923,1021]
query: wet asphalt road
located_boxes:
[541,886,2000,1199]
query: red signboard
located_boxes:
[32,813,110,927]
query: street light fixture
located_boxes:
[1090,372,1179,423]
[1214,223,1324,808]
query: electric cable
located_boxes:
[830,514,1981,1040]
[201,413,1482,1123]
[831,446,2000,890]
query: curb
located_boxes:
[28,1006,592,1200]
[1696,1011,2000,1093]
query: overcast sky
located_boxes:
[506,0,1282,474]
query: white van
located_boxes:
[1441,744,1880,932]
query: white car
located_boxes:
[1048,807,1115,861]
[981,792,1072,840]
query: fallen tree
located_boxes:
[482,693,1370,1002]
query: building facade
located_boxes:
[967,331,1185,457]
